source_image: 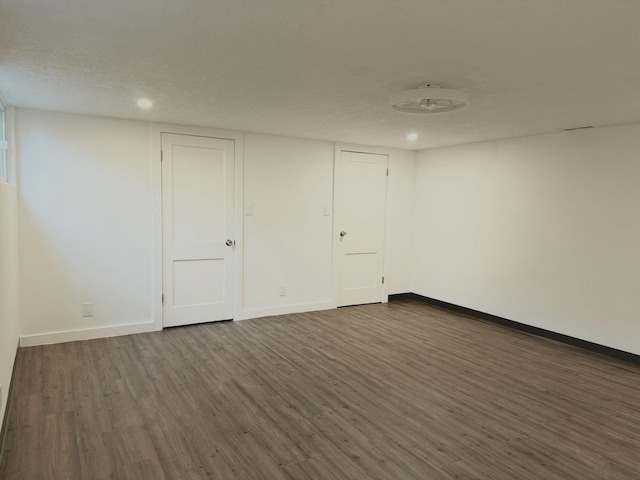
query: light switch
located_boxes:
[323,205,331,216]
[244,204,253,216]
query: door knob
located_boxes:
[340,231,347,238]
[226,239,235,246]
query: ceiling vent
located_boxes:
[390,84,469,114]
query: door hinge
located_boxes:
[162,294,164,304]
[386,168,389,176]
[161,150,163,161]
[382,276,385,285]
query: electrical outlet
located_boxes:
[279,286,286,296]
[83,303,93,317]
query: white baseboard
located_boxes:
[235,300,336,321]
[20,321,159,347]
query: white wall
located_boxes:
[0,107,19,425]
[240,136,415,314]
[385,148,415,294]
[242,134,334,315]
[413,125,640,355]
[17,109,154,342]
[15,109,416,342]
[17,107,640,356]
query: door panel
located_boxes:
[162,133,235,327]
[171,145,225,242]
[172,259,225,306]
[337,151,388,306]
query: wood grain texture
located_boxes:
[1,300,639,479]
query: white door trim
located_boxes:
[333,143,393,305]
[151,122,244,330]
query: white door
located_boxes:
[162,133,235,327]
[336,150,388,307]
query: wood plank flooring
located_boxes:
[1,299,639,479]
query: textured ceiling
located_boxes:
[1,0,640,149]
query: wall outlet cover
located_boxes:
[83,303,94,317]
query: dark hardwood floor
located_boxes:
[1,299,639,479]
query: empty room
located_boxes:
[1,1,639,479]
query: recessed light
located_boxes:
[137,98,153,109]
[406,133,418,141]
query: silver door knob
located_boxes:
[340,231,347,238]
[226,239,235,246]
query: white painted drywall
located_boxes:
[0,107,19,424]
[15,109,416,340]
[385,148,415,295]
[413,125,640,355]
[242,134,334,314]
[17,109,154,338]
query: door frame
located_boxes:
[333,143,391,306]
[151,123,244,331]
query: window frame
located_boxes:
[0,104,7,184]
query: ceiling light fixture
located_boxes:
[137,98,153,109]
[390,84,469,114]
[406,133,418,141]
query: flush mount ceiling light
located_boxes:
[390,84,469,114]
[137,98,153,109]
